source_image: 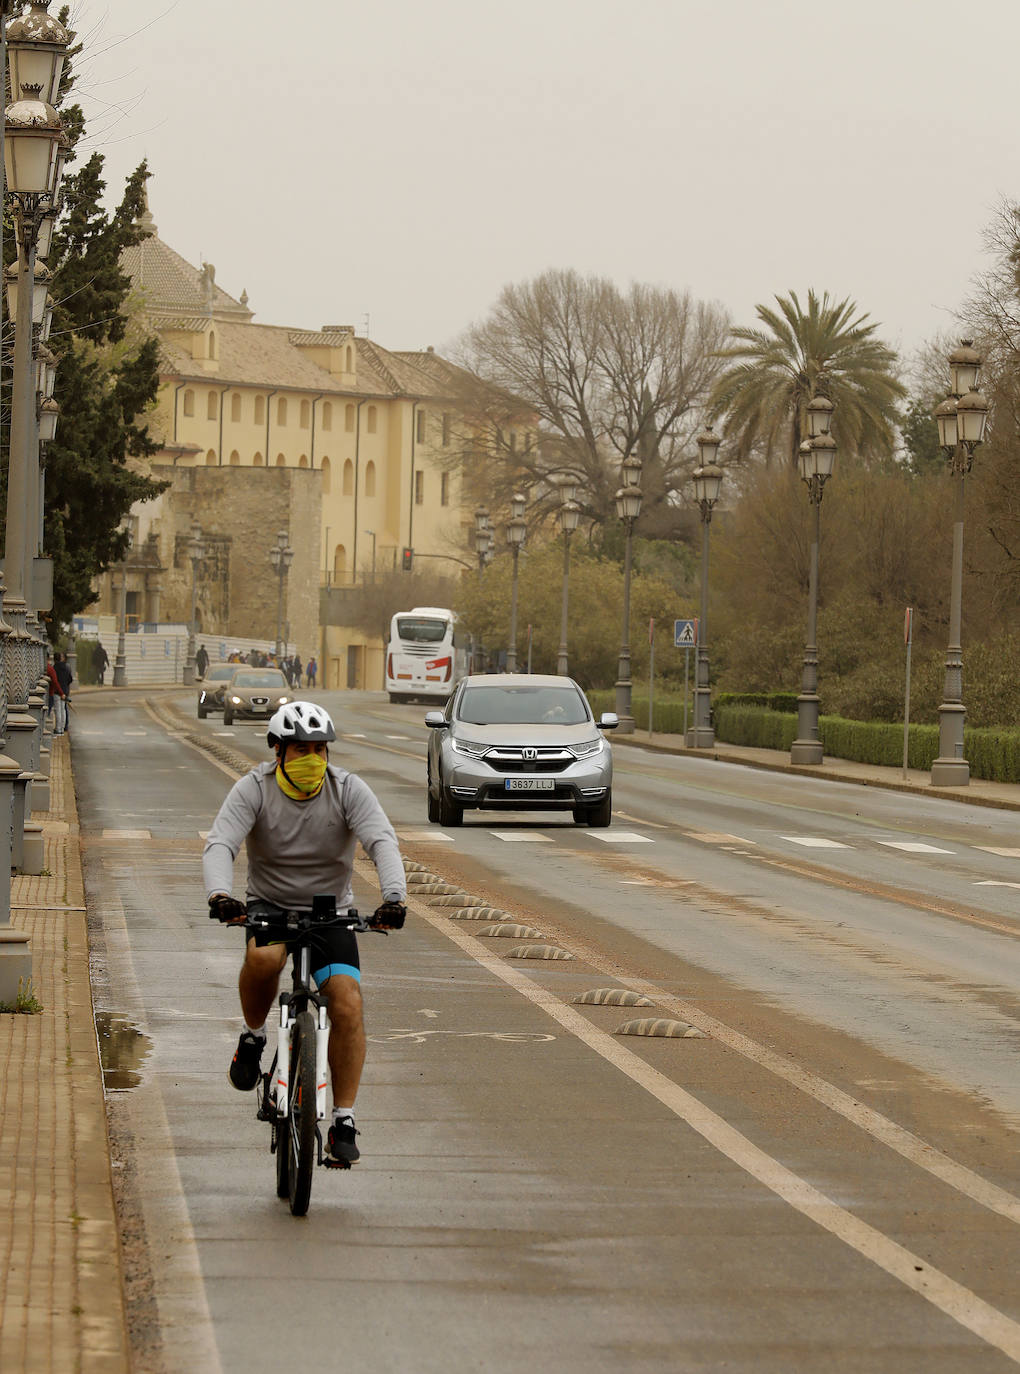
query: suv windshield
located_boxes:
[232,671,286,688]
[397,617,448,643]
[458,685,590,726]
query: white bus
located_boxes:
[385,606,468,703]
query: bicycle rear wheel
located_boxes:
[287,1010,317,1216]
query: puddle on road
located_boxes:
[95,1012,151,1091]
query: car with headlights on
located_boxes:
[222,668,292,725]
[425,674,617,827]
[197,662,239,718]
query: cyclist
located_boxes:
[203,701,406,1165]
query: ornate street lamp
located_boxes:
[614,459,643,733]
[506,493,527,672]
[268,528,294,658]
[556,498,581,676]
[930,341,989,786]
[182,523,206,684]
[790,397,838,764]
[112,526,134,688]
[689,425,723,747]
[474,506,490,576]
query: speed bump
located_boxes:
[476,924,543,939]
[614,1018,704,1039]
[428,894,487,907]
[447,908,512,921]
[506,945,575,961]
[573,988,655,1007]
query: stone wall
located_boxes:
[147,464,321,656]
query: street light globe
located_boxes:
[809,432,837,479]
[3,92,63,195]
[692,465,723,506]
[560,500,581,534]
[37,396,58,442]
[797,440,814,482]
[5,258,51,325]
[806,394,835,438]
[511,492,526,521]
[507,516,527,548]
[621,453,642,488]
[6,1,70,107]
[615,485,643,521]
[556,473,579,506]
[934,395,959,451]
[695,425,722,469]
[474,506,489,535]
[949,340,981,397]
[956,388,989,449]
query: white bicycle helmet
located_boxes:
[267,701,336,747]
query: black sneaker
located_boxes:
[228,1031,264,1091]
[327,1117,360,1165]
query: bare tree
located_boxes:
[450,269,730,540]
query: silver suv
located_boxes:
[425,674,618,828]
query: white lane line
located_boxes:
[879,841,955,854]
[123,730,148,736]
[101,829,152,839]
[488,831,554,843]
[346,733,366,738]
[385,734,411,740]
[616,811,669,829]
[976,847,1020,858]
[975,881,1020,889]
[396,830,455,843]
[212,732,235,737]
[405,889,1020,1362]
[782,836,852,849]
[585,831,654,844]
[685,831,757,845]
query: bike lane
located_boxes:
[73,694,1020,1374]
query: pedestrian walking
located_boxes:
[54,652,73,733]
[46,652,66,734]
[306,656,317,688]
[292,655,303,688]
[93,640,109,686]
[196,643,210,678]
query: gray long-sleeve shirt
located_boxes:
[203,762,406,909]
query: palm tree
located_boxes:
[708,290,906,466]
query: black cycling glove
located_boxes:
[208,894,246,923]
[373,901,406,930]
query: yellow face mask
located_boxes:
[276,751,328,799]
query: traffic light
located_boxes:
[401,546,414,572]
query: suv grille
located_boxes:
[484,747,574,775]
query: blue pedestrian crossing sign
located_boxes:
[674,619,698,648]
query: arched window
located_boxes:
[322,403,333,432]
[345,404,355,432]
[366,405,377,434]
[207,391,218,420]
[206,449,216,466]
[300,399,310,428]
[277,397,288,426]
[229,450,240,465]
[342,459,354,496]
[416,409,426,443]
[183,390,195,417]
[364,460,376,497]
[320,456,331,493]
[253,451,264,466]
[231,393,241,422]
[209,330,217,360]
[345,345,352,372]
[276,453,286,467]
[333,545,346,579]
[299,454,309,469]
[254,395,265,424]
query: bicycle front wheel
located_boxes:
[287,1010,318,1216]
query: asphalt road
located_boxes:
[73,688,1020,1373]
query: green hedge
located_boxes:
[715,691,800,714]
[588,690,693,735]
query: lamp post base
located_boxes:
[790,739,823,765]
[686,726,715,748]
[931,757,970,787]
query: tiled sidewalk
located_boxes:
[1,736,130,1373]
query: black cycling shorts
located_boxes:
[247,902,361,987]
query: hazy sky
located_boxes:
[71,0,1018,375]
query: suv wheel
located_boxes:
[437,777,463,827]
[223,709,234,726]
[427,768,441,823]
[586,790,612,828]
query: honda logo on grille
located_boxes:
[522,748,538,760]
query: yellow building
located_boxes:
[110,201,476,685]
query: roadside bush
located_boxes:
[73,638,99,686]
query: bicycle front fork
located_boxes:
[274,996,330,1122]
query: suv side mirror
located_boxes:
[598,712,619,730]
[424,711,447,728]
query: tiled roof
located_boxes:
[156,322,393,394]
[123,221,252,322]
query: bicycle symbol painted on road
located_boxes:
[369,1029,556,1045]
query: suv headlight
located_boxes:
[230,695,242,704]
[571,736,604,758]
[451,737,488,758]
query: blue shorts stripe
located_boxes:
[313,962,361,987]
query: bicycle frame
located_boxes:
[274,944,330,1125]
